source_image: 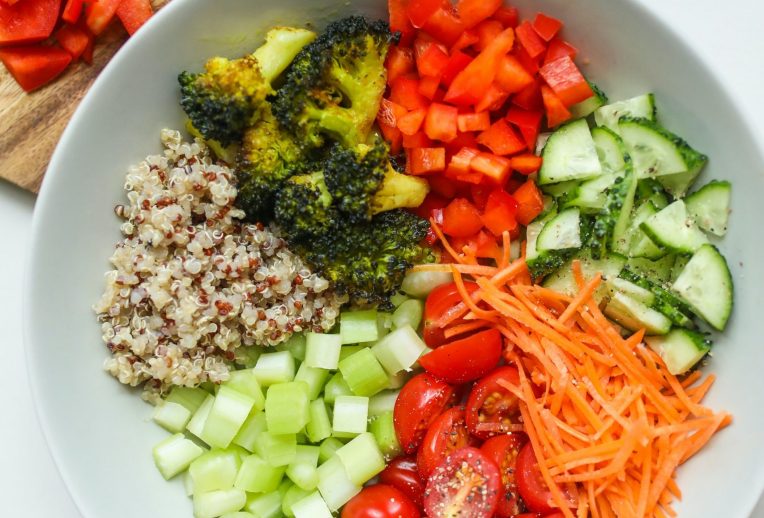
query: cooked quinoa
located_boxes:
[93,129,347,399]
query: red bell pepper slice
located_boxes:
[471,152,511,185]
[0,0,61,45]
[539,55,593,106]
[474,19,503,52]
[0,0,22,5]
[398,107,428,136]
[475,83,510,112]
[477,119,526,156]
[416,192,449,219]
[0,45,72,92]
[416,42,450,78]
[512,79,543,111]
[532,12,563,42]
[510,153,543,175]
[424,102,458,142]
[506,107,543,150]
[403,130,433,149]
[492,6,519,28]
[446,147,480,177]
[495,54,534,94]
[469,183,492,210]
[390,76,429,110]
[457,111,490,133]
[428,174,461,198]
[408,147,446,175]
[422,3,465,47]
[442,198,484,237]
[450,30,478,52]
[544,37,577,64]
[418,75,440,99]
[444,27,515,105]
[513,179,545,225]
[86,0,123,36]
[389,0,415,45]
[482,189,519,237]
[513,45,540,75]
[541,84,572,127]
[378,98,408,128]
[440,50,472,87]
[116,0,153,35]
[407,0,441,28]
[386,45,415,85]
[456,0,502,29]
[81,36,94,64]
[62,0,84,23]
[56,24,91,60]
[515,21,546,59]
[445,131,478,155]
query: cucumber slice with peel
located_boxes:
[569,81,608,119]
[640,200,708,254]
[542,251,626,303]
[645,329,711,375]
[539,119,602,185]
[604,291,672,335]
[685,180,731,236]
[536,208,582,251]
[594,93,656,132]
[592,126,628,174]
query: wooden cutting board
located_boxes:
[0,1,168,193]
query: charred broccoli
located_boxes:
[274,170,338,238]
[273,16,394,149]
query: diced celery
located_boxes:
[232,410,267,452]
[166,386,209,413]
[286,445,320,490]
[265,381,310,434]
[254,431,297,467]
[369,390,399,416]
[226,444,251,464]
[371,325,428,375]
[152,433,204,480]
[189,449,241,493]
[306,398,332,443]
[323,372,353,405]
[233,346,261,369]
[200,381,217,394]
[244,491,282,518]
[193,488,247,518]
[291,492,333,518]
[276,333,307,361]
[369,411,402,459]
[390,292,409,307]
[338,348,389,397]
[304,333,342,370]
[391,299,424,330]
[202,386,256,449]
[319,437,344,464]
[340,309,379,344]
[234,454,285,493]
[292,444,320,466]
[254,351,295,385]
[221,513,256,518]
[282,484,312,517]
[186,394,215,444]
[183,470,195,496]
[152,400,192,433]
[335,432,386,485]
[401,270,452,298]
[293,363,330,401]
[316,455,362,511]
[339,344,366,362]
[295,432,308,444]
[278,478,293,496]
[332,395,369,436]
[223,370,265,411]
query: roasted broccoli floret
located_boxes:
[179,27,316,146]
[274,170,338,238]
[274,16,394,149]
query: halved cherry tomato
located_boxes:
[394,373,454,454]
[477,119,526,156]
[516,443,578,515]
[506,107,543,150]
[408,147,446,175]
[532,12,563,42]
[442,197,483,237]
[417,406,475,478]
[423,281,479,347]
[0,0,61,45]
[481,433,529,517]
[539,55,593,107]
[342,484,420,518]
[386,45,415,85]
[379,456,426,509]
[0,46,71,92]
[540,84,572,127]
[465,366,522,439]
[512,179,545,226]
[419,329,503,384]
[425,102,458,142]
[456,0,501,29]
[457,112,490,133]
[424,447,500,518]
[482,189,519,237]
[470,152,511,185]
[515,20,546,59]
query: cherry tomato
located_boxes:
[424,447,500,518]
[419,329,503,384]
[379,456,425,509]
[417,406,475,479]
[341,484,420,518]
[480,433,529,517]
[516,443,577,515]
[465,366,522,440]
[422,281,479,347]
[394,373,455,454]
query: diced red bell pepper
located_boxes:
[513,45,540,75]
[470,230,503,262]
[62,0,84,23]
[492,6,519,28]
[475,83,510,112]
[495,54,534,94]
[450,29,478,52]
[515,20,546,59]
[418,75,440,99]
[56,24,91,60]
[446,146,480,177]
[512,79,543,111]
[469,183,492,210]
[471,152,511,185]
[0,0,61,45]
[416,42,450,78]
[409,147,446,175]
[378,98,408,128]
[482,189,519,237]
[506,107,543,150]
[386,45,415,85]
[424,102,458,142]
[510,153,543,175]
[422,3,465,47]
[444,27,515,105]
[86,0,123,36]
[389,0,416,45]
[544,36,577,64]
[513,179,545,225]
[445,131,478,154]
[457,111,490,132]
[532,12,563,42]
[116,0,153,35]
[0,45,72,92]
[539,55,593,106]
[474,19,503,52]
[442,198,484,237]
[407,0,441,28]
[456,0,501,29]
[81,36,94,64]
[541,84,573,127]
[403,130,433,148]
[415,192,449,219]
[476,119,525,156]
[440,50,472,87]
[0,0,22,5]
[390,76,429,110]
[398,107,428,136]
[428,174,461,198]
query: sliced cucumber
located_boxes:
[569,82,608,119]
[685,180,731,236]
[525,216,574,280]
[540,180,579,198]
[621,202,664,259]
[608,277,654,305]
[618,269,694,328]
[625,255,676,284]
[592,126,628,174]
[671,244,733,331]
[602,166,638,259]
[604,291,672,335]
[594,93,656,132]
[670,255,690,283]
[635,179,669,208]
[656,169,701,199]
[645,328,711,375]
[539,119,602,185]
[536,208,582,251]
[640,200,708,254]
[562,173,620,212]
[542,251,626,303]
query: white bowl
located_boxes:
[25,0,764,516]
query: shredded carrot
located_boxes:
[443,320,491,339]
[427,220,731,518]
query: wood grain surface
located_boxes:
[0,2,168,193]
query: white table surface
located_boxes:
[3,1,764,516]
